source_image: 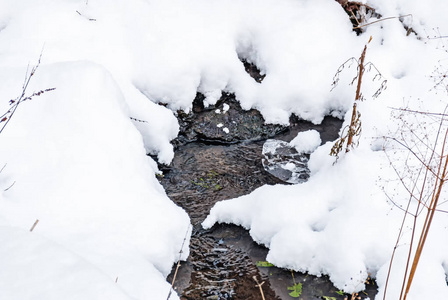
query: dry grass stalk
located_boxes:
[402,128,448,299]
[253,276,266,300]
[331,36,387,158]
[345,39,368,150]
[166,224,191,300]
[382,105,448,299]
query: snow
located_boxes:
[0,226,131,300]
[0,61,190,299]
[1,0,448,299]
[222,103,230,113]
[205,146,397,292]
[290,130,322,154]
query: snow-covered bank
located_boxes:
[204,144,395,290]
[0,61,190,299]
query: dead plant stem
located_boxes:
[383,164,423,300]
[346,41,367,150]
[402,129,448,299]
[253,276,266,300]
[166,224,191,300]
[353,15,413,30]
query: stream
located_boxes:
[153,3,385,298]
[157,91,378,299]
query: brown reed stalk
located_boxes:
[382,105,448,299]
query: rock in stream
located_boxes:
[174,92,287,146]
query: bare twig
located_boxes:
[4,181,15,192]
[29,219,39,232]
[130,117,149,124]
[0,53,56,135]
[166,224,191,300]
[75,10,96,21]
[389,107,448,118]
[353,14,413,30]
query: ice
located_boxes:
[262,139,310,184]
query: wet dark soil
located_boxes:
[160,92,378,299]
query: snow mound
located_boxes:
[0,226,130,300]
[290,130,322,154]
[0,62,190,299]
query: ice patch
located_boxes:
[262,139,310,184]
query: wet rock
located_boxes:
[335,0,381,35]
[175,93,287,146]
[241,59,266,83]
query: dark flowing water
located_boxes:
[158,93,377,299]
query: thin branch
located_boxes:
[29,219,39,232]
[385,137,439,178]
[166,224,191,300]
[403,128,448,299]
[0,53,55,135]
[389,107,448,118]
[383,163,423,300]
[4,181,15,192]
[353,14,413,30]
